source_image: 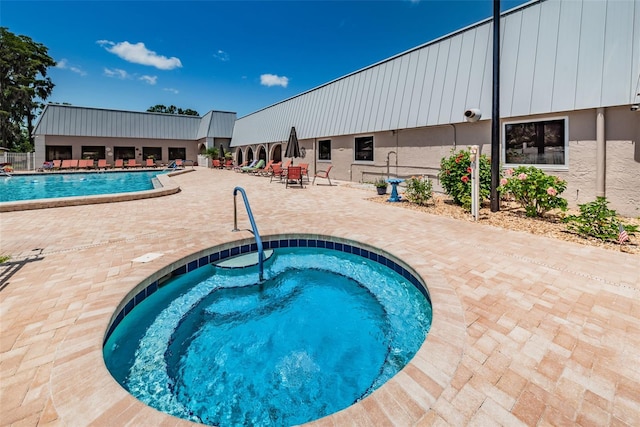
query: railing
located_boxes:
[0,152,36,171]
[232,187,265,281]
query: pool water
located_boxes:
[104,247,432,426]
[0,170,168,202]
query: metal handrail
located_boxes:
[232,186,264,281]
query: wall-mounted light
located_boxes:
[464,108,482,122]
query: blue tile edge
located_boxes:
[104,237,430,345]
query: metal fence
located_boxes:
[0,152,36,171]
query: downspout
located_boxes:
[448,123,457,149]
[596,108,606,198]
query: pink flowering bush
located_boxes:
[439,148,491,210]
[499,166,567,217]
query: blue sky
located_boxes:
[4,0,529,118]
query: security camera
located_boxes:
[464,108,482,122]
[631,104,639,111]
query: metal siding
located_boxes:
[511,5,540,116]
[552,0,583,112]
[601,0,635,106]
[407,48,429,128]
[356,68,373,133]
[500,10,523,117]
[391,55,410,130]
[439,34,462,123]
[417,45,438,128]
[379,61,396,131]
[398,51,418,129]
[360,67,376,132]
[345,73,361,134]
[336,78,351,135]
[368,64,385,131]
[467,24,490,115]
[387,58,404,130]
[428,39,450,126]
[343,73,357,134]
[449,30,474,123]
[530,0,561,114]
[575,0,607,109]
[332,81,345,135]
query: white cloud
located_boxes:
[213,50,229,62]
[98,40,182,70]
[103,68,130,79]
[139,75,157,85]
[163,88,179,94]
[56,58,87,76]
[260,74,289,88]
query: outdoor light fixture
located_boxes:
[631,104,639,111]
[464,108,482,122]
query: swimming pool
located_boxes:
[103,239,432,426]
[0,170,169,203]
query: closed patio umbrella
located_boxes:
[284,127,300,163]
[219,143,225,160]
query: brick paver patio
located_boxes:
[1,168,638,426]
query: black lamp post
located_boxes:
[491,0,501,212]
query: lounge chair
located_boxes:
[252,160,273,175]
[224,159,233,169]
[175,159,184,168]
[242,159,265,173]
[145,158,157,168]
[286,166,304,188]
[298,163,310,182]
[52,160,61,170]
[313,165,333,186]
[212,159,222,169]
[261,161,281,177]
[61,159,77,169]
[270,163,284,182]
[233,160,249,172]
[126,159,142,168]
[98,159,112,169]
[114,159,124,168]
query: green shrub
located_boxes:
[563,197,637,241]
[438,148,491,211]
[404,176,433,206]
[499,166,567,217]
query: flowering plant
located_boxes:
[563,197,637,242]
[438,148,491,211]
[404,175,433,206]
[499,166,567,217]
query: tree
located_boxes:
[0,27,56,151]
[147,104,199,116]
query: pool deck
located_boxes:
[1,167,639,426]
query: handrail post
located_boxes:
[232,187,264,281]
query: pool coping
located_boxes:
[50,233,466,426]
[0,169,189,212]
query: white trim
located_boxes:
[502,115,569,170]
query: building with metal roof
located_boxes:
[229,0,639,216]
[33,104,236,166]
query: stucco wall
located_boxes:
[37,135,200,165]
[296,107,638,217]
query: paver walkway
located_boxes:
[1,168,639,426]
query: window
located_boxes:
[503,117,568,167]
[355,136,374,162]
[114,146,135,160]
[318,140,331,161]
[46,145,72,160]
[169,147,186,161]
[143,147,162,161]
[81,146,105,160]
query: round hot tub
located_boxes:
[103,236,432,426]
